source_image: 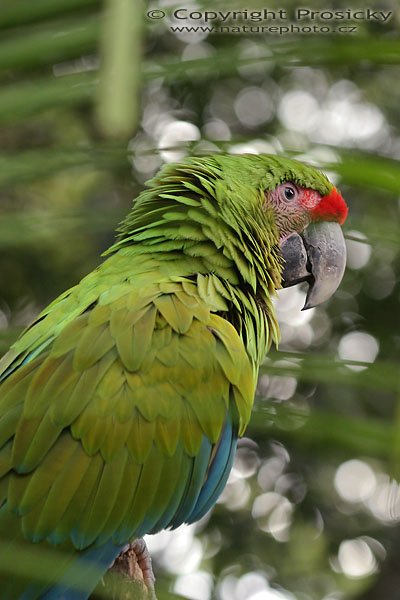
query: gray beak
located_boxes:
[280,221,347,310]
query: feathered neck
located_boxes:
[106,157,283,300]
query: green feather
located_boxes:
[154,295,193,333]
[36,444,92,540]
[0,404,23,449]
[73,323,114,371]
[145,448,185,531]
[51,315,88,358]
[0,442,11,478]
[181,402,204,456]
[102,417,132,459]
[121,444,163,538]
[126,410,155,463]
[53,356,114,426]
[156,416,181,456]
[99,456,142,545]
[9,433,76,515]
[75,449,128,546]
[117,306,156,371]
[54,452,104,545]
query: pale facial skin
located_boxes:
[265,182,323,241]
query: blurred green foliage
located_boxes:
[0,0,400,599]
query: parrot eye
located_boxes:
[267,182,300,209]
[282,184,297,202]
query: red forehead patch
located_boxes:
[312,188,348,225]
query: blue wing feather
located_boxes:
[187,415,237,523]
[168,435,212,528]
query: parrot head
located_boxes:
[116,153,348,310]
[264,174,348,309]
[198,153,349,310]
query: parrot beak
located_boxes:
[280,221,347,310]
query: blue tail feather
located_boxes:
[40,541,124,600]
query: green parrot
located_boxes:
[0,154,348,599]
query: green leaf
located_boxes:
[96,0,144,138]
[0,0,100,30]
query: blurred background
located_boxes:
[0,0,399,598]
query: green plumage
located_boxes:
[0,154,335,597]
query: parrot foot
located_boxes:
[131,538,156,597]
[109,538,156,599]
